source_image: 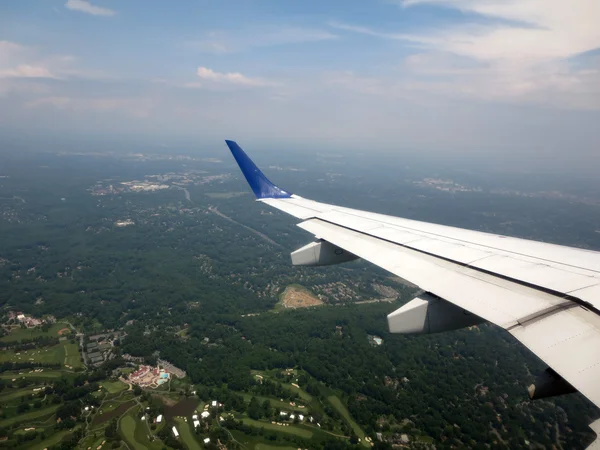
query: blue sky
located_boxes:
[1,0,599,165]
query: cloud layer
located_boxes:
[64,0,116,16]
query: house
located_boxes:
[156,415,163,423]
[211,400,217,407]
[201,411,210,419]
[193,420,200,427]
[203,438,210,444]
[172,426,179,437]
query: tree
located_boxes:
[248,396,262,420]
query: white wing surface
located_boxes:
[225,140,600,446]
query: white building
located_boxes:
[193,420,200,428]
[172,426,179,437]
[211,400,217,407]
[203,438,211,444]
[201,411,210,419]
[156,414,163,423]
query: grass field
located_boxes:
[327,396,368,447]
[0,339,82,370]
[120,414,148,450]
[25,430,71,450]
[241,393,305,411]
[0,370,63,380]
[0,404,59,428]
[241,418,313,439]
[0,346,64,364]
[63,342,83,368]
[0,323,66,342]
[255,444,298,450]
[0,385,45,403]
[174,418,202,450]
[230,430,300,450]
[280,383,313,403]
[103,380,128,394]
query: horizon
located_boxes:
[1,0,599,171]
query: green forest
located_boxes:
[1,149,599,449]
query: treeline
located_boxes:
[0,335,59,351]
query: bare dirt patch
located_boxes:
[280,285,323,309]
[57,328,70,336]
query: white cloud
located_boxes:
[65,0,116,17]
[190,26,337,53]
[0,64,58,79]
[195,67,268,87]
[331,0,600,109]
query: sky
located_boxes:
[0,0,599,167]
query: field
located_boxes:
[174,418,202,450]
[280,383,313,403]
[255,444,298,450]
[103,380,128,394]
[0,404,59,428]
[277,285,323,310]
[0,385,45,402]
[241,418,313,439]
[25,430,71,450]
[0,370,63,380]
[120,413,149,450]
[0,323,66,342]
[0,326,83,369]
[92,400,136,426]
[327,396,368,447]
[241,393,305,411]
[63,342,83,368]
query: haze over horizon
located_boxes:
[1,0,599,169]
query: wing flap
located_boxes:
[510,306,600,407]
[298,218,569,329]
[266,198,600,309]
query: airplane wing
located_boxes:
[225,140,600,446]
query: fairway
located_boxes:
[0,340,82,369]
[63,342,83,368]
[281,383,313,402]
[0,371,63,380]
[0,404,59,427]
[25,430,70,450]
[255,444,298,450]
[327,396,368,447]
[0,385,45,403]
[174,418,202,450]
[0,323,67,342]
[103,380,128,394]
[241,393,304,411]
[120,414,148,450]
[241,418,313,439]
[0,345,64,364]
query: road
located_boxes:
[208,206,282,248]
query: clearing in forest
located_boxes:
[278,285,323,310]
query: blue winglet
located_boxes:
[225,140,292,199]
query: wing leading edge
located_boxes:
[225,140,600,446]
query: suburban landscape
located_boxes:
[1,147,599,450]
